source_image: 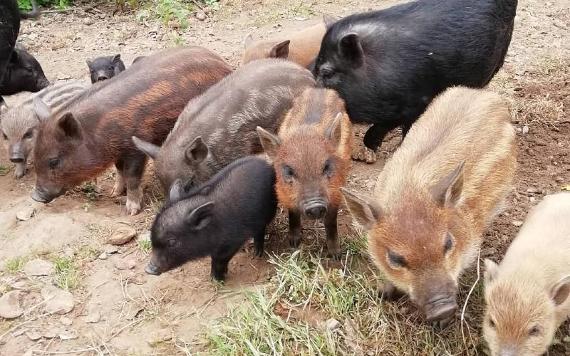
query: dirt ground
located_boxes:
[0,0,568,354]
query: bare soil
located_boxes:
[0,0,568,354]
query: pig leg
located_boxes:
[111,161,126,197]
[14,161,26,179]
[211,244,242,281]
[288,210,302,248]
[352,122,394,164]
[253,229,266,257]
[324,207,341,259]
[122,156,146,215]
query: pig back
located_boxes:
[375,87,516,227]
[166,59,315,176]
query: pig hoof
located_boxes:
[14,166,25,179]
[289,234,302,248]
[379,282,406,301]
[351,146,377,164]
[326,245,342,260]
[432,317,453,330]
[125,199,142,215]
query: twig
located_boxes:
[460,248,481,346]
[41,9,74,14]
[190,0,205,12]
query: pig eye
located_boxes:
[167,239,177,248]
[528,325,541,337]
[444,233,454,254]
[322,159,334,178]
[108,66,114,71]
[282,164,295,182]
[23,130,33,139]
[386,250,407,269]
[48,158,60,169]
[319,67,335,80]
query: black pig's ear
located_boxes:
[431,161,465,208]
[169,179,184,203]
[341,188,381,230]
[325,112,343,147]
[186,201,214,231]
[86,60,93,69]
[256,126,281,160]
[339,33,363,66]
[112,54,121,63]
[132,136,160,160]
[269,40,290,59]
[185,136,209,165]
[57,113,82,140]
[33,96,51,122]
[323,14,336,29]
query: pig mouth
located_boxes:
[145,261,163,276]
[31,186,63,203]
[302,198,328,220]
[37,78,50,90]
[423,295,458,323]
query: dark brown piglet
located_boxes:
[31,47,232,215]
[132,59,315,194]
[257,87,352,257]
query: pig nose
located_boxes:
[145,261,162,275]
[424,295,458,322]
[10,155,24,163]
[31,186,59,203]
[97,76,108,82]
[498,347,517,356]
[304,201,327,220]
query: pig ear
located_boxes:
[340,188,381,230]
[339,33,363,66]
[325,112,343,147]
[550,275,570,306]
[112,54,121,63]
[484,259,499,285]
[431,161,465,207]
[169,179,184,203]
[132,136,160,160]
[256,126,281,159]
[323,14,336,29]
[269,40,290,59]
[185,136,209,164]
[33,96,52,122]
[86,60,93,69]
[57,113,82,140]
[244,33,254,48]
[186,201,214,231]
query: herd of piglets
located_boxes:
[1,0,569,354]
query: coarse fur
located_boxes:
[313,0,518,155]
[342,87,517,322]
[242,20,326,68]
[257,87,351,257]
[483,193,570,356]
[133,59,314,193]
[31,47,232,215]
[0,81,88,178]
[147,156,277,281]
[87,54,126,83]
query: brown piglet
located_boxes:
[31,47,232,215]
[341,87,517,324]
[257,87,351,257]
[483,193,570,356]
[242,16,333,69]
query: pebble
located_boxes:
[114,258,137,271]
[521,125,529,135]
[16,207,36,221]
[564,336,570,343]
[42,286,75,315]
[98,252,108,260]
[85,310,101,323]
[325,318,340,331]
[104,245,119,254]
[43,329,58,339]
[195,11,207,21]
[0,291,23,319]
[512,220,524,227]
[60,316,73,326]
[26,330,42,341]
[24,259,55,277]
[59,329,79,340]
[108,226,137,245]
[83,17,94,26]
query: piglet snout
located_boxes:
[145,261,161,276]
[303,199,327,220]
[10,155,24,163]
[424,295,457,323]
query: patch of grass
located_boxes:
[81,182,99,201]
[0,165,10,176]
[206,246,485,355]
[4,257,26,274]
[18,0,72,11]
[138,238,152,254]
[53,256,80,290]
[137,0,193,29]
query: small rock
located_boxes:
[104,245,119,254]
[147,328,172,346]
[22,350,34,356]
[16,207,36,221]
[59,329,78,340]
[526,187,539,194]
[43,329,57,339]
[555,176,564,183]
[0,291,23,319]
[114,258,136,271]
[98,252,108,260]
[195,11,207,21]
[85,310,101,323]
[83,17,94,25]
[512,220,524,227]
[11,328,26,337]
[521,125,529,135]
[108,226,137,245]
[42,286,74,315]
[11,280,31,291]
[24,259,55,276]
[563,336,570,343]
[325,318,340,331]
[60,316,73,326]
[26,329,42,341]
